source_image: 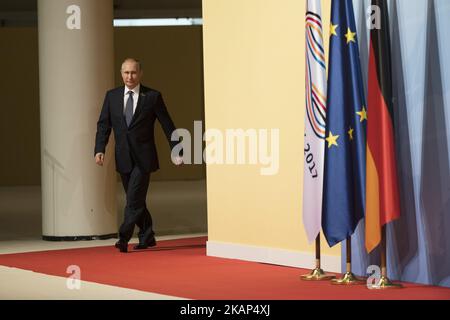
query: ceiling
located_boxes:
[0,0,202,26]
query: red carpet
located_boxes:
[0,237,449,300]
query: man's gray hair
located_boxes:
[121,58,142,71]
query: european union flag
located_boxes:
[322,0,366,247]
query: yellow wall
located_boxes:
[0,26,205,185]
[203,0,340,256]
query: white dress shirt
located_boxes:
[124,84,140,115]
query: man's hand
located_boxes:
[95,153,105,166]
[172,156,184,166]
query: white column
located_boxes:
[38,0,117,239]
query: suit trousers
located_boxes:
[119,165,154,244]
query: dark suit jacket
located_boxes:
[94,85,180,174]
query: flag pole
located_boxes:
[331,237,364,285]
[301,234,335,281]
[371,226,402,289]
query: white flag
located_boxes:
[303,0,327,243]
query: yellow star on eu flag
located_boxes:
[326,131,339,148]
[348,127,354,140]
[356,106,367,122]
[330,23,338,37]
[345,28,356,44]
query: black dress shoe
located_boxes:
[133,237,156,250]
[115,241,128,253]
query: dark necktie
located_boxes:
[125,91,134,127]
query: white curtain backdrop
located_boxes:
[346,0,450,287]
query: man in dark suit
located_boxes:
[94,58,183,253]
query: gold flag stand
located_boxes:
[331,237,365,285]
[368,226,403,289]
[301,235,335,281]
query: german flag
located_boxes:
[365,0,400,253]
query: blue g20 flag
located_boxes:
[322,0,367,247]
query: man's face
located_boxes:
[121,61,142,89]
